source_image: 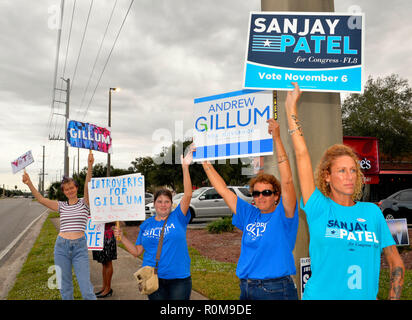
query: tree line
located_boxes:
[48,140,251,200]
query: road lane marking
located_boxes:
[0,209,49,262]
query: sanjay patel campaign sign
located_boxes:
[243,12,364,93]
[193,89,273,162]
[88,173,145,223]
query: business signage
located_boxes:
[343,136,379,184]
[243,12,364,93]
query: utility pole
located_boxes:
[42,145,45,196]
[260,0,341,299]
[50,77,70,178]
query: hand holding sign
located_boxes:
[181,144,195,168]
[22,170,31,185]
[267,119,280,139]
[88,149,94,167]
[285,82,302,111]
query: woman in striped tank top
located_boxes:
[22,151,96,300]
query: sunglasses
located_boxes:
[252,189,277,198]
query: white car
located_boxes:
[173,186,253,223]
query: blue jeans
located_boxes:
[239,276,298,300]
[54,236,96,300]
[148,276,192,300]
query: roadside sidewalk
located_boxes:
[51,219,208,300]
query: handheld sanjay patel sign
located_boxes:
[67,119,112,153]
[193,89,273,162]
[243,12,364,93]
[88,173,145,224]
[11,150,34,174]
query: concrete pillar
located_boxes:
[260,0,343,298]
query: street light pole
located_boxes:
[107,87,119,177]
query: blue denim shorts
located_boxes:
[239,275,298,300]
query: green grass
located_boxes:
[7,213,82,300]
[377,268,412,300]
[189,247,239,300]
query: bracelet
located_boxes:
[287,126,302,135]
[277,154,289,164]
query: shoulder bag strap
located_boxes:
[154,215,169,274]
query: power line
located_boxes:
[70,0,94,95]
[48,0,65,139]
[75,0,118,120]
[57,0,76,105]
[82,0,135,120]
[52,0,76,140]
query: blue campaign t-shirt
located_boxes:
[301,188,395,300]
[136,204,191,279]
[232,197,298,280]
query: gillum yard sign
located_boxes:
[243,12,364,93]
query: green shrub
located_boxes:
[206,216,234,234]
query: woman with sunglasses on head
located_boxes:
[201,119,299,300]
[285,82,404,300]
[22,150,96,300]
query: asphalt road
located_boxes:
[0,198,48,260]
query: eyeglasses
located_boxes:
[252,189,277,198]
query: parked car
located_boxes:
[145,192,154,204]
[378,189,412,225]
[170,186,253,223]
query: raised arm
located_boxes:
[22,170,58,212]
[201,161,237,214]
[83,150,94,207]
[383,245,405,300]
[179,145,194,215]
[284,82,315,205]
[267,119,297,218]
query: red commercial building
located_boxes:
[343,136,412,202]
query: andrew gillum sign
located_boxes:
[243,12,364,93]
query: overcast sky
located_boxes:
[1,0,411,192]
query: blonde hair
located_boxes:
[314,144,364,201]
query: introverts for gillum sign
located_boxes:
[67,120,112,153]
[193,89,273,162]
[243,12,364,93]
[88,173,145,223]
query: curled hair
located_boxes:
[154,188,173,202]
[314,144,364,201]
[249,173,281,197]
[60,176,79,191]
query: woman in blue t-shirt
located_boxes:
[284,82,405,300]
[114,147,194,300]
[201,119,299,300]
